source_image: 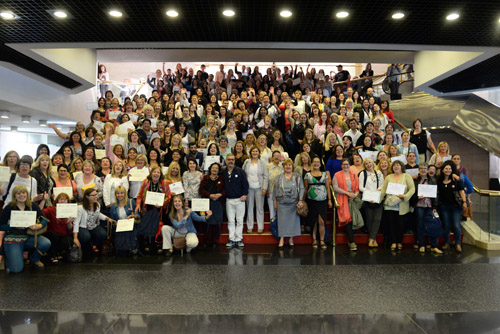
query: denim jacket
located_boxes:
[110,199,136,221]
[170,211,206,235]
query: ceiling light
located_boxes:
[336,11,349,18]
[392,12,405,19]
[223,9,235,17]
[10,126,17,132]
[166,10,178,17]
[0,11,15,20]
[56,124,62,130]
[446,13,459,20]
[54,11,67,18]
[39,120,47,127]
[280,10,292,18]
[109,10,122,17]
[0,111,9,119]
[22,116,31,124]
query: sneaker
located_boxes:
[237,241,245,248]
[431,247,443,254]
[349,242,357,251]
[33,261,45,269]
[226,241,235,248]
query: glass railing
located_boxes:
[471,186,500,242]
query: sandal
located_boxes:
[390,243,397,251]
[312,240,318,248]
[320,241,327,250]
[50,257,59,264]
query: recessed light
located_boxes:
[166,10,178,17]
[109,10,122,17]
[280,10,292,18]
[223,9,235,17]
[0,111,9,119]
[0,11,15,20]
[22,116,31,124]
[39,120,47,127]
[336,11,349,18]
[446,13,459,20]
[54,11,67,18]
[392,12,405,19]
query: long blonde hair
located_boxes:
[9,185,32,208]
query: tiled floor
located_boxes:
[2,244,500,333]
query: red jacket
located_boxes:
[199,175,225,205]
[43,206,72,236]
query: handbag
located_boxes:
[173,237,186,250]
[68,244,82,263]
[423,211,443,238]
[270,214,279,240]
[297,201,309,217]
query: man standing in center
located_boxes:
[223,153,249,248]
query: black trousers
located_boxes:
[385,210,405,244]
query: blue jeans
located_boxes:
[415,207,438,247]
[3,235,51,273]
[440,204,462,245]
[78,226,107,247]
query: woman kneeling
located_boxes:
[161,195,212,254]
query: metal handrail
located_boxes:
[330,185,339,247]
[473,185,500,197]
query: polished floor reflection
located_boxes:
[2,311,500,333]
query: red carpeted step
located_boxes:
[218,222,334,233]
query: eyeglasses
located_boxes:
[87,193,98,197]
[19,163,30,167]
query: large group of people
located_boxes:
[0,62,473,274]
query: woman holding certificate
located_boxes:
[53,164,77,201]
[128,154,150,200]
[359,158,384,248]
[0,185,50,273]
[42,193,75,263]
[380,160,415,251]
[103,161,129,209]
[110,186,137,254]
[437,161,467,253]
[161,195,213,254]
[199,163,225,246]
[332,159,360,251]
[73,188,115,254]
[135,166,172,254]
[29,154,55,208]
[75,161,103,203]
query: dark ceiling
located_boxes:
[1,0,500,90]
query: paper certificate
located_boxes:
[129,168,149,182]
[386,182,406,196]
[92,121,104,133]
[406,168,419,177]
[108,111,120,120]
[10,211,36,228]
[72,171,82,179]
[145,191,165,206]
[191,198,210,212]
[362,190,381,204]
[110,136,125,148]
[204,155,220,169]
[56,203,78,218]
[149,118,157,128]
[94,149,106,160]
[418,184,438,198]
[50,166,59,178]
[169,181,185,194]
[0,166,11,182]
[391,156,407,164]
[53,187,73,199]
[116,218,135,232]
[118,120,135,133]
[129,114,139,123]
[161,167,169,176]
[359,151,378,162]
[442,156,451,163]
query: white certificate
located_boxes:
[56,203,78,218]
[204,155,220,169]
[108,111,120,120]
[116,218,135,232]
[145,191,165,206]
[391,155,407,164]
[95,149,106,160]
[418,184,437,198]
[169,181,185,194]
[129,114,139,123]
[293,78,301,85]
[129,168,149,182]
[362,190,381,204]
[10,211,36,228]
[406,168,419,177]
[53,187,73,199]
[386,182,406,196]
[442,156,451,163]
[86,102,98,111]
[191,198,210,211]
[110,135,125,148]
[161,166,169,176]
[0,166,11,182]
[72,171,82,179]
[359,151,378,162]
[92,121,104,133]
[118,120,135,133]
[149,118,157,128]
